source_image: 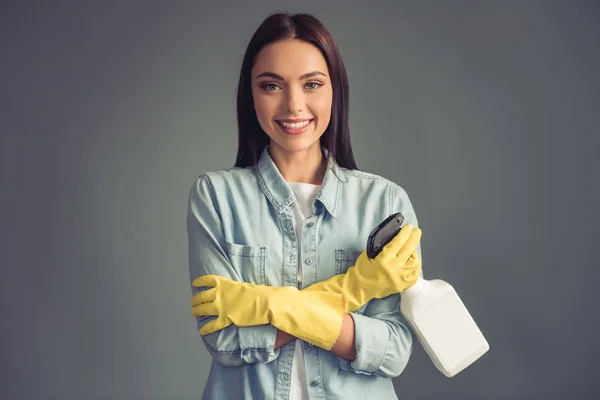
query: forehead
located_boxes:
[252,39,329,78]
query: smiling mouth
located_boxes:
[276,119,314,128]
[276,119,314,134]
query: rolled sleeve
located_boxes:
[237,325,280,363]
[199,323,280,366]
[339,313,390,374]
[338,294,414,378]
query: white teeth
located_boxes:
[279,120,310,129]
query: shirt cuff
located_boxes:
[339,313,389,374]
[238,324,280,364]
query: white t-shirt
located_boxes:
[287,182,321,400]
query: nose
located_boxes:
[284,85,305,113]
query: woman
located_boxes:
[186,12,423,400]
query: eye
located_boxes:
[305,82,322,90]
[259,82,323,92]
[260,83,280,91]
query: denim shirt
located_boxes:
[186,147,423,400]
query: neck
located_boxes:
[268,144,327,185]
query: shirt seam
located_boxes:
[199,173,222,218]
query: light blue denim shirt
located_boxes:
[187,147,423,400]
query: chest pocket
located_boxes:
[334,249,362,275]
[334,249,368,315]
[224,239,267,285]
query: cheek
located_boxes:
[254,93,276,111]
[254,105,269,125]
[313,93,333,120]
[252,96,276,125]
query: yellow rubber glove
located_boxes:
[303,224,422,312]
[191,275,344,350]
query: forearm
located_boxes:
[330,313,357,361]
[275,314,356,361]
[275,329,296,349]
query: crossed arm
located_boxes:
[187,175,417,376]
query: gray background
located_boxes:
[2,1,599,399]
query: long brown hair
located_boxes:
[233,12,358,170]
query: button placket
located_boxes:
[303,220,312,266]
[278,372,290,382]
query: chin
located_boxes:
[270,137,322,154]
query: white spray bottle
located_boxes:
[367,213,489,377]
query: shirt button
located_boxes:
[308,342,314,347]
[310,380,319,387]
[305,259,313,265]
[306,222,315,228]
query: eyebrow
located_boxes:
[254,71,327,80]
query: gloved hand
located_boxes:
[303,224,422,312]
[191,275,344,350]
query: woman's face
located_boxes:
[251,39,333,157]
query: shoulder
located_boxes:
[341,167,416,220]
[341,168,411,199]
[188,166,255,202]
[197,166,254,186]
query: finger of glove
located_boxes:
[379,224,413,260]
[199,317,231,336]
[192,274,224,288]
[191,302,219,318]
[405,249,421,264]
[190,288,217,306]
[396,228,422,264]
[402,267,420,282]
[402,250,422,281]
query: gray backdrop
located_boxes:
[2,1,599,399]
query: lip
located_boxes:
[276,119,314,135]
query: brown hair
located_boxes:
[233,12,358,170]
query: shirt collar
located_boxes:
[253,145,346,218]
